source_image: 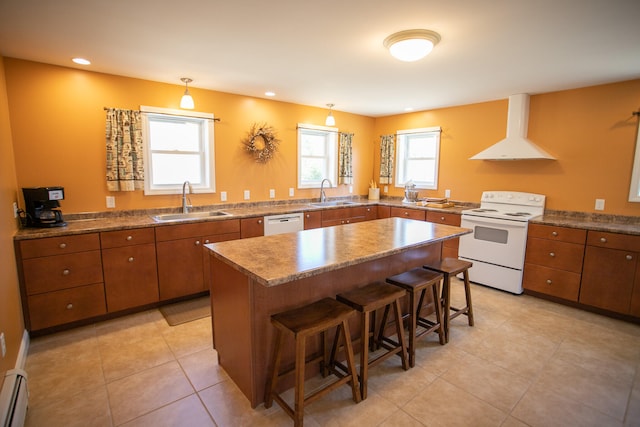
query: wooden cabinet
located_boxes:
[155,220,241,300]
[241,216,264,238]
[101,228,159,312]
[426,211,461,258]
[377,205,391,218]
[523,224,586,301]
[320,206,376,227]
[304,211,322,229]
[16,233,106,331]
[390,206,426,221]
[579,231,640,314]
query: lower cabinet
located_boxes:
[304,211,322,229]
[321,206,376,227]
[241,216,264,238]
[155,220,241,300]
[390,207,426,221]
[426,211,461,258]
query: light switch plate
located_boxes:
[595,199,605,211]
[349,186,353,193]
[244,190,250,200]
[289,188,294,197]
[445,189,451,198]
[383,186,388,193]
[220,191,227,202]
[269,189,275,199]
[106,196,115,208]
[13,202,18,218]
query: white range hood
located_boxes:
[470,94,556,161]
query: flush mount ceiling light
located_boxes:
[180,78,194,109]
[72,57,91,65]
[383,29,441,62]
[325,104,336,126]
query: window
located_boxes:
[395,127,441,189]
[141,106,215,195]
[297,124,337,188]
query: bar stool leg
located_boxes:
[442,273,451,343]
[360,311,370,400]
[264,329,283,408]
[294,336,306,427]
[431,281,446,345]
[340,320,361,404]
[392,299,409,370]
[407,288,418,367]
[463,270,475,326]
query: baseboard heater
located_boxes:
[0,369,28,427]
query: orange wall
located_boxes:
[0,56,24,379]
[4,58,375,213]
[374,80,640,215]
[4,57,640,216]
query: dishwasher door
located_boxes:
[264,213,304,235]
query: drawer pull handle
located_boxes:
[66,303,73,310]
[258,219,263,224]
[195,240,201,246]
[126,235,133,241]
[600,237,607,243]
[128,257,134,262]
[405,212,409,216]
[546,279,552,285]
[306,214,310,218]
[552,231,558,237]
[367,208,371,212]
[62,269,70,275]
[627,255,633,261]
[204,239,210,244]
[549,252,555,257]
[59,243,67,249]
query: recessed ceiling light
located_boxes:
[404,107,414,112]
[383,29,441,62]
[72,57,91,65]
[265,91,276,97]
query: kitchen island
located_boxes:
[205,217,471,407]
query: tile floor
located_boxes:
[23,280,640,427]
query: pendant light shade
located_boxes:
[383,29,441,62]
[325,103,336,126]
[180,78,195,109]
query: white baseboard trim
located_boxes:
[14,330,29,370]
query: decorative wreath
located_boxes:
[242,123,280,163]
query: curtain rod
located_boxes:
[103,107,220,122]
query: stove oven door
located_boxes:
[459,215,529,270]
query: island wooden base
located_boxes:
[209,243,441,407]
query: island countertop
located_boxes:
[205,217,471,287]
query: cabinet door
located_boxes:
[304,211,322,229]
[630,261,640,317]
[157,237,206,300]
[102,243,159,312]
[377,206,391,218]
[579,246,636,314]
[390,207,426,221]
[427,212,461,257]
[241,217,264,238]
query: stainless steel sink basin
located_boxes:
[309,201,358,207]
[151,211,231,222]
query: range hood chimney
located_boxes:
[470,94,555,160]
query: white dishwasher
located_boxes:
[263,213,304,235]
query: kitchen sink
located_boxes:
[151,211,231,222]
[309,201,358,207]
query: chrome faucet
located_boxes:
[320,178,332,203]
[182,181,193,213]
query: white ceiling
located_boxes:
[1,0,639,117]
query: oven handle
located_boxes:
[461,215,529,229]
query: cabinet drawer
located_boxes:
[528,224,586,244]
[19,233,100,258]
[321,207,352,222]
[101,228,155,249]
[426,211,461,226]
[587,231,640,252]
[352,206,377,221]
[523,264,581,301]
[23,250,103,295]
[155,219,240,241]
[524,237,585,273]
[390,207,426,221]
[28,283,107,331]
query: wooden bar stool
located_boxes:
[264,298,361,427]
[423,258,474,343]
[386,268,445,367]
[336,282,409,400]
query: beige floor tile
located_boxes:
[441,352,531,412]
[412,340,468,376]
[178,347,229,391]
[626,385,640,427]
[119,394,216,427]
[403,377,507,426]
[378,409,426,426]
[512,383,623,427]
[99,333,175,382]
[25,384,112,427]
[161,317,214,359]
[107,361,194,425]
[499,416,530,427]
[366,355,438,407]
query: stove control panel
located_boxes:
[481,191,545,207]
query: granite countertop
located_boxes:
[530,213,640,236]
[205,217,471,287]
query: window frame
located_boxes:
[297,123,338,189]
[394,126,442,190]
[628,123,640,202]
[141,105,215,195]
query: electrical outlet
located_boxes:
[106,196,115,208]
[595,199,605,211]
[445,189,451,198]
[269,189,275,199]
[0,332,6,358]
[349,186,353,194]
[244,190,250,200]
[383,186,388,193]
[289,188,294,197]
[220,191,227,202]
[13,202,18,218]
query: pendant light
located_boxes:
[383,29,441,62]
[180,78,195,109]
[325,104,336,126]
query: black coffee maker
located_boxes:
[22,187,67,228]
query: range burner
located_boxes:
[504,212,532,217]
